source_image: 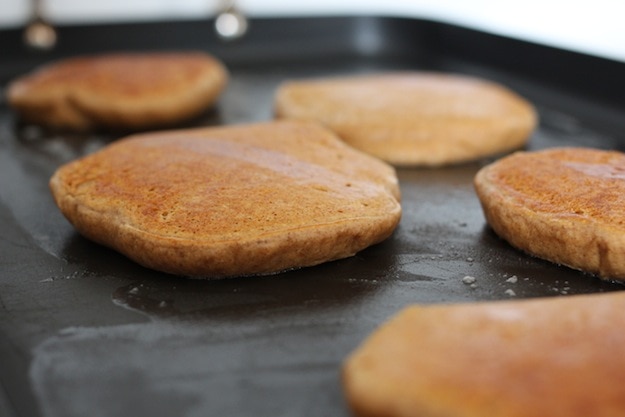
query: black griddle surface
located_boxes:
[1,16,625,417]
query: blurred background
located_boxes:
[1,0,624,62]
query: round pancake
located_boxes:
[7,51,228,131]
[49,120,401,278]
[343,291,625,417]
[274,72,537,166]
[475,147,625,280]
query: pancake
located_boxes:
[49,120,401,278]
[7,51,228,131]
[475,147,625,281]
[343,291,625,417]
[274,72,537,166]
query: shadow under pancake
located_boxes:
[111,247,401,320]
[60,230,395,320]
[475,225,625,297]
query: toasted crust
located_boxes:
[274,72,537,166]
[7,52,228,131]
[343,291,625,417]
[49,120,401,278]
[475,147,625,280]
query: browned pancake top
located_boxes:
[9,52,224,102]
[7,52,228,131]
[277,72,532,122]
[343,291,625,417]
[482,147,625,221]
[53,120,400,243]
[275,72,537,166]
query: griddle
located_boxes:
[2,16,625,417]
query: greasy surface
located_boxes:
[49,120,401,277]
[343,291,625,417]
[475,147,625,280]
[7,52,228,130]
[275,72,537,166]
[2,17,625,417]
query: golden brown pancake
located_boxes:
[475,147,625,280]
[274,72,537,166]
[343,291,625,417]
[7,51,228,131]
[49,120,401,278]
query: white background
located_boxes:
[1,0,624,63]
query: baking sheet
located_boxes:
[1,16,625,417]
